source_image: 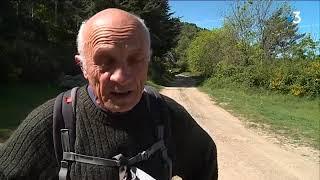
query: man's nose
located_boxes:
[110,65,131,85]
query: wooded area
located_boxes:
[0,0,180,83]
[1,0,319,95]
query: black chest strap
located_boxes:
[53,86,172,180]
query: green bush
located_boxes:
[270,60,320,97]
[208,59,319,97]
[211,60,271,89]
[186,29,237,77]
[184,26,319,98]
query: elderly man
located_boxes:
[0,8,218,180]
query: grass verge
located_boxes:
[200,83,320,150]
[0,83,62,142]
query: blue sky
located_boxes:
[169,1,320,40]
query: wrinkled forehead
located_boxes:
[83,13,149,55]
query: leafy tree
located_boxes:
[225,0,274,44]
[224,0,275,64]
[290,34,319,60]
[225,1,307,62]
[262,4,301,59]
[186,28,238,77]
[173,22,203,72]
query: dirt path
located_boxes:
[161,75,319,180]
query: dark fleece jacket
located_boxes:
[0,85,218,180]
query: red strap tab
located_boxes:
[65,97,72,104]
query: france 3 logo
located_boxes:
[287,11,301,24]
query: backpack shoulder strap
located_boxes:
[143,86,164,124]
[144,85,172,180]
[53,87,79,165]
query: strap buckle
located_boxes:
[140,151,150,161]
[58,160,69,180]
[113,154,128,166]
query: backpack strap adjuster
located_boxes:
[58,161,69,180]
[113,154,128,167]
[140,151,150,161]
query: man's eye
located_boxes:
[96,59,114,71]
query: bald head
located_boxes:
[77,8,150,60]
[75,8,151,113]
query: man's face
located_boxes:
[80,14,150,113]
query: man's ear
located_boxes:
[75,55,88,79]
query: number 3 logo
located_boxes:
[293,11,301,24]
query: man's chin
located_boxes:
[102,92,142,113]
[102,101,136,113]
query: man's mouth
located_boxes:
[110,90,133,98]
